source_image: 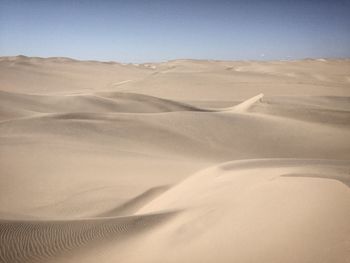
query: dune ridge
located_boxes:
[129,159,350,263]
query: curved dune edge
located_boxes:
[126,159,350,263]
[0,90,208,121]
[97,185,171,217]
[224,93,264,113]
[137,158,350,213]
[0,89,266,122]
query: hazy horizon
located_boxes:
[2,54,350,64]
[1,0,350,63]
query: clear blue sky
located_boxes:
[0,0,349,62]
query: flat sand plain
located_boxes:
[0,56,350,263]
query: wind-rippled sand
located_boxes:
[0,56,349,263]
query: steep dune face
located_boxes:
[0,57,349,262]
[130,160,350,263]
[0,90,204,121]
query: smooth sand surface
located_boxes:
[0,56,349,262]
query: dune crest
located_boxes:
[224,93,264,113]
[129,159,350,263]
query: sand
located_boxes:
[0,56,349,263]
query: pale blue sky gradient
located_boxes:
[0,0,349,62]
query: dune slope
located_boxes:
[0,56,349,263]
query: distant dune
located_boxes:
[0,56,349,263]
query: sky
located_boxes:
[0,0,350,62]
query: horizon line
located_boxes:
[1,54,350,64]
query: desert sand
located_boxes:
[0,56,349,263]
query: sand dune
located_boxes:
[130,159,350,263]
[0,56,349,262]
[0,90,206,121]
